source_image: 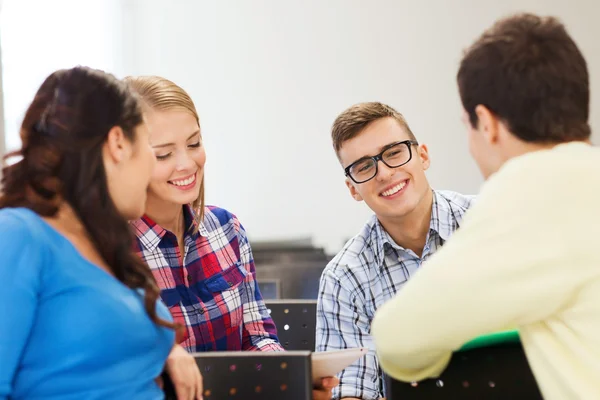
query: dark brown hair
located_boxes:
[457,13,590,143]
[0,66,175,331]
[331,102,416,155]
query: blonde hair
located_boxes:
[124,75,205,226]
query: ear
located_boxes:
[416,143,431,171]
[345,178,363,202]
[474,105,500,145]
[103,126,132,165]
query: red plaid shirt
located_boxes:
[132,205,283,352]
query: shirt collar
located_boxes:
[196,206,209,237]
[131,214,166,253]
[132,205,206,252]
[429,190,455,241]
[372,189,455,260]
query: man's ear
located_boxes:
[416,143,430,171]
[345,178,363,202]
[474,105,501,145]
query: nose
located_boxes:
[175,151,196,172]
[374,159,395,182]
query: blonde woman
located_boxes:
[126,76,337,399]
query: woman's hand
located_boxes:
[165,344,203,400]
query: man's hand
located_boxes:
[313,376,339,400]
[165,344,203,400]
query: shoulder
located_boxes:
[321,215,381,287]
[199,205,250,245]
[0,207,44,243]
[0,207,48,276]
[495,143,598,185]
[201,205,241,232]
[435,190,477,212]
[478,143,599,208]
[203,205,239,226]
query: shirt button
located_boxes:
[227,281,233,287]
[199,308,205,315]
[187,275,193,283]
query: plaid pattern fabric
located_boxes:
[132,205,283,352]
[316,190,475,399]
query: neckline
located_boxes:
[21,207,130,290]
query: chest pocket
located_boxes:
[205,262,248,292]
[203,262,248,331]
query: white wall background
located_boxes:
[2,0,599,253]
[0,0,125,150]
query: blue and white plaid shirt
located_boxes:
[316,190,475,399]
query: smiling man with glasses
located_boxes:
[316,102,474,400]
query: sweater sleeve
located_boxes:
[372,160,583,382]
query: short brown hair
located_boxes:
[457,13,590,143]
[331,102,416,155]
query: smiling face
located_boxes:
[338,117,432,221]
[145,109,206,208]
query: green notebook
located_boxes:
[458,330,520,352]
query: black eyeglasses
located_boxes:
[344,140,419,184]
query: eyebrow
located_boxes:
[347,141,403,167]
[152,130,201,149]
[378,141,404,152]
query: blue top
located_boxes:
[0,207,175,400]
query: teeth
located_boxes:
[381,181,406,197]
[171,175,195,186]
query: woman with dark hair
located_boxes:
[0,66,202,399]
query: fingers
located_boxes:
[314,376,339,390]
[164,344,202,400]
[320,376,339,389]
[312,376,339,400]
[173,373,195,400]
[170,355,203,400]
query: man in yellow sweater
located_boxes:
[372,13,600,400]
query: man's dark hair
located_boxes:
[458,13,590,143]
